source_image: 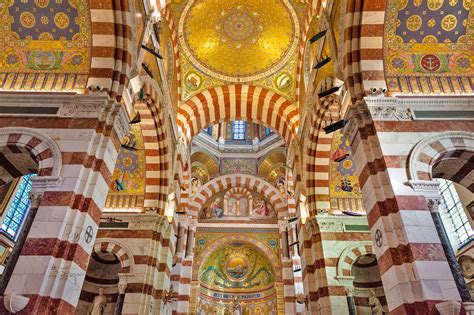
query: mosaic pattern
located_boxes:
[199,243,275,291]
[105,124,146,209]
[0,0,91,91]
[220,158,257,175]
[329,131,363,210]
[178,0,300,82]
[384,0,473,94]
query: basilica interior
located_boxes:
[0,0,472,314]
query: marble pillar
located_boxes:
[428,197,471,302]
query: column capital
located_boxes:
[427,198,442,213]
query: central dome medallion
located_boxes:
[179,0,299,82]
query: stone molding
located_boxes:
[0,93,130,140]
[365,96,474,121]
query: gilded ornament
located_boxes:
[428,0,444,10]
[406,15,422,31]
[441,14,458,31]
[178,0,300,82]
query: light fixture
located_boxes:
[141,44,163,59]
[309,30,327,44]
[141,63,154,79]
[318,86,340,98]
[129,112,141,124]
[314,56,331,69]
[323,119,348,134]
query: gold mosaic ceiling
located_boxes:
[178,0,300,82]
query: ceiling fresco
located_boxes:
[384,0,473,94]
[0,0,91,91]
[172,0,304,101]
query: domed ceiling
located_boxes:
[174,0,304,101]
[179,0,299,82]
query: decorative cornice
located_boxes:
[365,96,474,121]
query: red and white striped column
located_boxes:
[0,96,128,314]
[343,99,464,313]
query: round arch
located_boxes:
[337,242,373,277]
[188,174,287,219]
[93,239,135,274]
[133,81,172,210]
[408,131,474,191]
[0,127,62,182]
[177,85,299,145]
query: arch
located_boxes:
[223,187,253,216]
[0,127,62,183]
[93,239,135,273]
[337,242,373,277]
[342,1,387,100]
[133,81,171,210]
[177,85,299,145]
[189,174,287,219]
[88,0,136,100]
[303,77,345,214]
[408,131,474,191]
[192,235,281,281]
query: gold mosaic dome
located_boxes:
[178,0,300,82]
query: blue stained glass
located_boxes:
[232,121,246,140]
[1,174,35,240]
[264,127,273,136]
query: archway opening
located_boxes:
[351,254,388,314]
[77,251,122,314]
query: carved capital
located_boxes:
[427,198,442,213]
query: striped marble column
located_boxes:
[0,95,128,314]
[343,100,463,313]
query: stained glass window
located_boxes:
[1,174,35,240]
[205,126,213,135]
[264,127,273,137]
[436,178,473,248]
[232,121,246,140]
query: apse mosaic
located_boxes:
[384,0,473,94]
[194,229,280,260]
[329,131,363,212]
[199,242,275,291]
[105,124,146,209]
[199,188,276,222]
[0,0,91,91]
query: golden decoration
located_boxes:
[442,14,458,31]
[427,0,444,10]
[178,0,300,82]
[406,15,422,31]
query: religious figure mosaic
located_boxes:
[200,188,276,222]
[384,0,473,94]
